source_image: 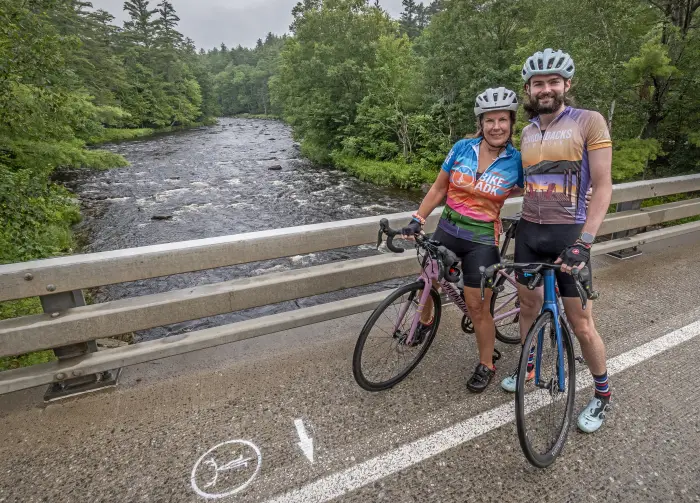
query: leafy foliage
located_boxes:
[0,0,218,270]
[267,0,699,186]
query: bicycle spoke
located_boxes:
[517,312,574,467]
[354,283,437,390]
[493,275,521,344]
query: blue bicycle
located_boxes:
[480,262,597,468]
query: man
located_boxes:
[500,49,613,433]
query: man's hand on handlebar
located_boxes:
[555,239,591,275]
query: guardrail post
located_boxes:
[40,290,121,401]
[607,200,644,259]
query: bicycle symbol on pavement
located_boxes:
[190,439,262,499]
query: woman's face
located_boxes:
[482,111,512,147]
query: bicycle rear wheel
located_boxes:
[353,281,441,391]
[492,273,521,344]
[515,310,576,468]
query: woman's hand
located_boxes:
[401,219,423,239]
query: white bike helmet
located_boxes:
[522,48,575,82]
[473,87,519,117]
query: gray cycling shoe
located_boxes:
[577,396,611,433]
[500,367,534,392]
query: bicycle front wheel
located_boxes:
[515,310,576,468]
[353,281,441,391]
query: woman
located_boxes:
[401,86,523,393]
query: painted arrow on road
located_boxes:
[294,419,314,463]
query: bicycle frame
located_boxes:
[534,269,566,392]
[394,220,522,345]
[396,261,518,345]
[393,255,441,345]
[491,271,519,320]
[491,219,520,322]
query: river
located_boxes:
[58,118,423,341]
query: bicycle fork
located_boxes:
[534,271,567,393]
[393,276,435,346]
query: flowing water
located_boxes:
[59,118,423,341]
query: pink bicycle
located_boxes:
[352,217,521,391]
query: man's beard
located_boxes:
[530,90,565,114]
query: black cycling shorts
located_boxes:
[432,227,501,289]
[514,218,589,298]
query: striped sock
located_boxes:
[526,345,535,372]
[593,371,611,401]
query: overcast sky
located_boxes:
[89,0,405,50]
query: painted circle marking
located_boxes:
[190,439,262,499]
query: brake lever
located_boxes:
[574,276,588,310]
[379,218,390,232]
[478,264,501,299]
[527,272,542,290]
[377,218,389,250]
[573,265,599,300]
[479,266,486,300]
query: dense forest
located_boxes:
[1,0,699,269]
[1,0,214,266]
[202,0,699,189]
[269,0,699,187]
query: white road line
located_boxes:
[264,319,700,503]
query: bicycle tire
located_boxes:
[515,310,576,468]
[491,273,521,345]
[353,281,441,391]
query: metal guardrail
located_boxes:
[4,174,700,303]
[1,174,700,397]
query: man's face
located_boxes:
[525,75,571,114]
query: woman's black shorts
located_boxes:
[432,227,501,289]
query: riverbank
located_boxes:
[87,118,219,145]
[0,119,218,370]
[332,155,436,190]
[2,118,220,268]
[233,113,282,120]
[228,116,437,190]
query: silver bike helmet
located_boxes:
[522,48,575,82]
[473,87,519,117]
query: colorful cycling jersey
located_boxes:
[520,107,612,225]
[438,138,523,246]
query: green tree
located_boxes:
[418,0,525,140]
[399,0,419,38]
[271,0,396,162]
[344,35,430,159]
[0,0,126,263]
[123,0,158,47]
[155,0,183,48]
